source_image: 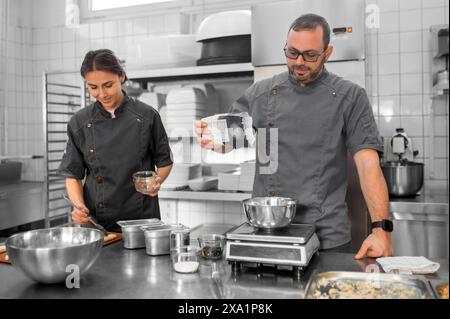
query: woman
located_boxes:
[58,49,173,232]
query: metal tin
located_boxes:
[305,271,433,299]
[142,225,172,256]
[117,219,163,249]
[170,228,190,251]
[142,224,187,256]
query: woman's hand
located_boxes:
[71,204,90,225]
[195,120,226,151]
[143,175,162,197]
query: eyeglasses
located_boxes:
[283,45,325,62]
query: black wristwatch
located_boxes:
[371,219,393,232]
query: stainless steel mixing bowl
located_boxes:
[381,161,424,197]
[242,197,297,230]
[5,227,104,284]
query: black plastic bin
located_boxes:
[0,161,22,182]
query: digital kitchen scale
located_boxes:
[225,223,320,277]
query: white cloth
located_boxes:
[376,256,441,274]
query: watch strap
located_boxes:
[371,219,393,232]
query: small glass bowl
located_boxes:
[133,171,157,193]
[197,234,226,259]
[170,245,200,274]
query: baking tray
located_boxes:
[305,271,433,299]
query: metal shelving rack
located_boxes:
[43,72,86,227]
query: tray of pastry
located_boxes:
[305,271,433,299]
[429,280,449,299]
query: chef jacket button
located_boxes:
[87,123,92,128]
[96,176,103,183]
[272,89,277,95]
[97,202,104,209]
[89,148,95,154]
[332,92,336,97]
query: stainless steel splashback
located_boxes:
[252,0,365,66]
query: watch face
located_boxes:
[383,220,394,232]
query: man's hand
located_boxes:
[195,120,225,151]
[142,175,161,197]
[71,204,90,225]
[355,228,393,259]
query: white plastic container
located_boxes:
[129,34,201,69]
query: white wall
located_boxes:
[0,0,39,180]
[9,0,33,27]
[365,0,449,192]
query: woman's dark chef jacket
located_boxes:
[58,95,173,232]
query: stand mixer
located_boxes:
[382,128,424,197]
[383,128,419,163]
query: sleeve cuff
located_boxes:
[56,169,84,180]
[155,159,173,168]
[349,144,384,156]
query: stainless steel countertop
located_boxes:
[389,190,448,204]
[0,242,447,299]
[389,189,449,214]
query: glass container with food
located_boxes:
[197,234,226,259]
[170,245,200,274]
[133,171,157,193]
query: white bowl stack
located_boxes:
[217,161,255,192]
[165,87,208,137]
[162,163,202,190]
[238,161,255,191]
[218,169,241,191]
[138,92,166,111]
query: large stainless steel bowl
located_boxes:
[5,227,103,284]
[242,197,296,230]
[381,161,424,197]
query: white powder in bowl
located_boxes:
[174,261,199,273]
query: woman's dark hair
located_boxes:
[80,49,128,81]
[288,13,331,49]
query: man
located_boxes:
[196,14,393,259]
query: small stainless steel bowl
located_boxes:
[242,197,297,230]
[5,227,103,284]
[142,224,187,256]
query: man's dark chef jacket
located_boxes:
[58,94,173,232]
[230,68,383,250]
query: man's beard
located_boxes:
[288,57,325,84]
